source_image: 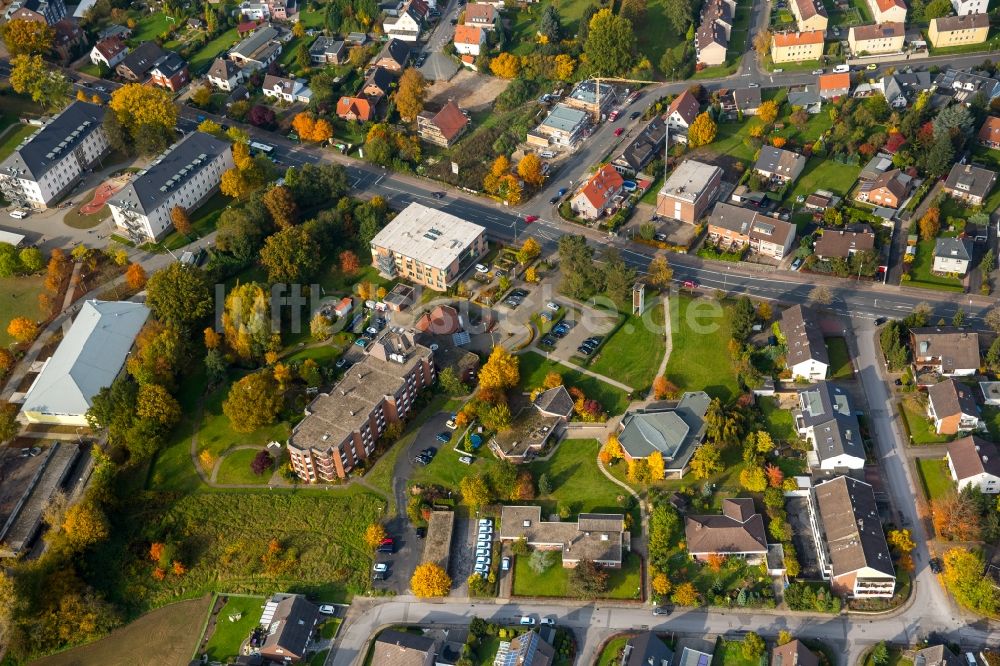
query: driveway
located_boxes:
[786,496,822,580]
[378,410,456,594]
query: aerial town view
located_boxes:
[1,0,1000,663]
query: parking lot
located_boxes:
[538,305,619,362]
[450,516,501,595]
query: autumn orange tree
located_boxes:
[918,207,941,241]
[7,317,38,343]
[411,562,452,597]
[651,571,672,596]
[931,494,982,541]
[263,185,299,229]
[652,375,679,400]
[394,67,428,122]
[517,153,545,189]
[339,250,360,274]
[706,553,725,572]
[672,581,700,606]
[170,205,192,236]
[757,100,779,124]
[125,262,147,291]
[222,370,284,432]
[765,463,784,488]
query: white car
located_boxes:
[373,563,388,572]
[476,548,490,557]
[545,301,560,311]
[811,69,823,75]
[475,264,489,274]
[476,556,491,565]
[319,604,335,615]
[519,616,536,626]
[459,455,473,464]
[541,617,555,626]
[446,418,457,429]
[8,210,27,219]
[478,518,493,526]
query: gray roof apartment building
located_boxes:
[108,131,233,243]
[611,117,666,177]
[0,100,109,208]
[795,381,866,470]
[656,159,723,223]
[779,304,829,381]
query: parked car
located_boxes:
[613,127,625,136]
[811,68,824,75]
[354,338,369,348]
[319,604,335,614]
[377,538,395,553]
[545,301,560,311]
[654,232,667,242]
[422,447,437,458]
[577,346,594,356]
[436,432,451,443]
[373,563,388,572]
[433,191,446,199]
[541,617,555,626]
[541,335,556,346]
[549,194,561,204]
[875,317,887,326]
[867,63,878,70]
[652,605,674,616]
[557,187,567,197]
[682,280,697,289]
[459,455,473,464]
[519,616,536,626]
[372,570,387,581]
[446,418,458,429]
[501,557,511,571]
[790,257,802,271]
[748,82,759,88]
[475,263,489,274]
[930,558,943,573]
[629,111,641,120]
[479,518,492,526]
[415,526,426,539]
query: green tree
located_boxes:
[925,133,955,176]
[437,366,470,396]
[0,402,20,444]
[538,4,561,42]
[664,0,693,33]
[537,472,552,495]
[870,642,889,666]
[529,549,554,573]
[222,371,284,433]
[742,632,765,660]
[601,247,636,303]
[583,9,635,76]
[145,263,213,327]
[259,226,322,283]
[568,559,609,599]
[9,54,70,111]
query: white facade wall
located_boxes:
[110,148,233,241]
[2,126,109,208]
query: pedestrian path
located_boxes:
[647,294,672,400]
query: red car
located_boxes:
[613,127,625,137]
[524,215,538,223]
[683,280,697,289]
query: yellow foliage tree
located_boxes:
[672,581,700,606]
[478,346,520,390]
[394,67,428,122]
[689,443,722,479]
[76,89,88,101]
[542,371,563,389]
[757,100,779,124]
[312,118,334,143]
[687,112,717,148]
[525,266,538,282]
[647,450,665,480]
[602,434,624,460]
[517,237,541,264]
[517,153,545,189]
[1,18,54,55]
[198,449,218,472]
[651,572,672,596]
[292,112,316,141]
[204,327,222,350]
[553,54,576,80]
[136,383,181,425]
[197,118,223,136]
[490,52,521,79]
[273,362,293,390]
[363,522,387,550]
[7,316,38,343]
[109,84,177,133]
[483,155,511,194]
[887,529,915,554]
[62,501,109,548]
[411,562,452,597]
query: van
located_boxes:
[833,64,850,73]
[8,210,27,219]
[539,150,555,158]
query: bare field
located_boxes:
[426,69,510,111]
[31,596,213,666]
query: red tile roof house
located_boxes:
[947,436,1000,494]
[416,100,470,147]
[684,498,768,563]
[336,96,373,122]
[90,36,128,69]
[818,72,851,99]
[854,168,911,208]
[570,164,624,220]
[463,2,498,29]
[927,378,982,436]
[978,116,1000,149]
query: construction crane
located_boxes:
[592,76,662,122]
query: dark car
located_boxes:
[415,526,427,539]
[875,317,887,326]
[436,432,451,443]
[630,111,641,120]
[652,605,673,616]
[433,191,446,199]
[929,557,943,573]
[541,335,556,346]
[422,447,437,458]
[549,195,561,204]
[450,17,457,24]
[577,346,594,356]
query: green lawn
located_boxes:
[759,395,798,444]
[528,439,641,525]
[712,639,765,666]
[907,240,965,293]
[197,376,291,459]
[982,405,1000,440]
[512,551,642,599]
[158,192,232,250]
[78,62,102,77]
[131,12,172,43]
[320,618,342,639]
[825,337,853,379]
[299,7,326,28]
[189,27,240,74]
[587,303,666,393]
[0,123,37,161]
[202,595,266,662]
[663,295,740,402]
[916,457,955,502]
[215,448,273,485]
[508,0,594,56]
[596,636,630,666]
[518,351,632,415]
[310,650,331,666]
[0,275,45,347]
[638,0,684,76]
[782,158,861,208]
[284,344,344,366]
[900,396,952,445]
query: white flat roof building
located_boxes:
[370,202,487,291]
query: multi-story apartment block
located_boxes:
[695,0,735,66]
[229,26,282,70]
[4,0,65,25]
[0,101,109,209]
[370,202,488,291]
[287,332,435,482]
[929,13,990,48]
[706,202,797,259]
[656,159,722,223]
[108,132,233,243]
[770,30,825,63]
[848,22,905,55]
[810,476,896,598]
